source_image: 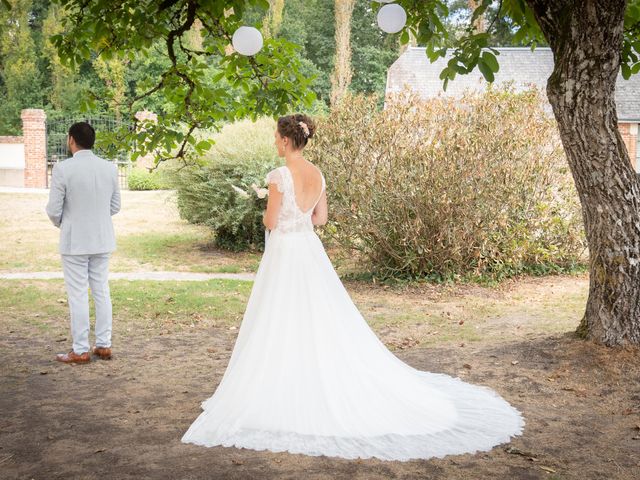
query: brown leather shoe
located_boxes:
[56,351,91,364]
[92,346,112,360]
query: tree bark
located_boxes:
[330,0,356,107]
[263,0,285,39]
[527,0,640,345]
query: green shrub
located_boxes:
[174,117,280,251]
[306,89,586,281]
[127,169,168,190]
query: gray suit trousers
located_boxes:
[61,253,112,354]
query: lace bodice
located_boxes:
[265,166,325,234]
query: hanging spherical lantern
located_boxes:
[232,26,264,56]
[377,4,407,34]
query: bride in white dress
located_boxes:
[181,114,524,461]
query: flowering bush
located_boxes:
[173,118,280,251]
[306,89,586,281]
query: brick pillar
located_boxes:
[21,109,47,188]
[618,122,638,172]
[134,110,158,171]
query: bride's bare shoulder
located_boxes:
[305,162,324,180]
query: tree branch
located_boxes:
[485,0,503,34]
[158,0,181,12]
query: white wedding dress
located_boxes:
[181,165,524,461]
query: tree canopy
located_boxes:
[0,0,402,159]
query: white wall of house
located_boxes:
[0,141,26,188]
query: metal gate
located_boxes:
[46,115,133,188]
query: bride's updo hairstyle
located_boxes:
[277,114,316,150]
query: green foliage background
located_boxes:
[0,0,534,136]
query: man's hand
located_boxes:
[46,163,65,227]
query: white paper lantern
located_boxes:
[232,26,264,56]
[377,4,407,34]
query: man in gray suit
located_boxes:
[46,122,121,364]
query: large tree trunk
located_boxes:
[528,0,640,345]
[330,0,356,107]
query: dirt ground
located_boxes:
[1,317,639,479]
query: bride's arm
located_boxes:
[263,183,283,230]
[311,191,328,226]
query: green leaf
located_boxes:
[481,51,499,73]
[478,59,495,82]
[196,140,211,150]
[512,27,526,44]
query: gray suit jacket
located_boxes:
[46,149,121,255]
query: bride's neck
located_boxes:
[285,150,305,165]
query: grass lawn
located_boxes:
[0,273,588,350]
[1,279,252,337]
[0,190,260,273]
[116,232,261,273]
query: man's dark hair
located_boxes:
[68,122,96,149]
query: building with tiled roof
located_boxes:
[386,47,640,169]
